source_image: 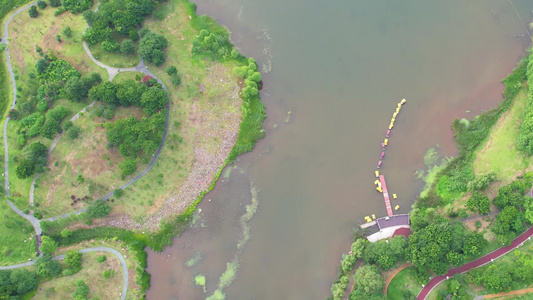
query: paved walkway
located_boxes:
[0,247,129,300]
[417,226,533,299]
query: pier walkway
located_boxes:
[379,175,393,217]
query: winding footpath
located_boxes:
[0,247,129,300]
[417,226,533,299]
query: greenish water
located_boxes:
[146,1,533,299]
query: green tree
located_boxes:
[482,265,512,293]
[129,30,139,41]
[72,280,89,299]
[86,200,111,218]
[62,26,72,38]
[67,126,80,139]
[64,250,82,271]
[102,39,120,52]
[119,158,137,177]
[113,188,123,198]
[350,238,368,259]
[60,228,72,238]
[10,269,37,295]
[35,255,62,278]
[37,0,47,9]
[49,0,61,7]
[15,159,35,179]
[140,87,168,115]
[0,269,13,296]
[40,235,58,255]
[120,39,135,55]
[170,74,181,86]
[353,265,384,296]
[466,192,491,215]
[28,6,38,18]
[165,65,177,76]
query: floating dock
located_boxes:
[379,174,393,217]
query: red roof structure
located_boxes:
[392,227,412,238]
[142,75,152,83]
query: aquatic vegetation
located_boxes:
[185,250,203,268]
[194,274,206,292]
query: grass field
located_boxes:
[112,71,146,83]
[33,102,148,217]
[104,0,243,221]
[4,2,109,213]
[473,88,532,183]
[88,41,139,68]
[387,267,423,300]
[34,252,125,300]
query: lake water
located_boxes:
[146,1,533,299]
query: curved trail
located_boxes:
[0,246,129,300]
[417,226,533,299]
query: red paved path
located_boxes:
[379,175,393,217]
[417,226,533,299]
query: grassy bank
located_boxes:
[0,0,44,266]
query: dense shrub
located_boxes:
[120,39,135,55]
[62,0,93,13]
[35,255,62,278]
[138,30,168,66]
[64,250,82,272]
[86,200,111,218]
[466,192,491,215]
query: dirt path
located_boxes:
[474,287,533,299]
[384,262,411,295]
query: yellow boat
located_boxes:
[374,179,379,185]
[401,98,407,105]
[384,139,388,146]
[394,205,400,210]
[375,170,379,177]
[376,187,383,193]
[393,194,397,199]
[372,214,376,220]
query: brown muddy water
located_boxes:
[146,1,533,299]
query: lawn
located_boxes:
[112,71,146,83]
[387,267,422,300]
[88,40,139,68]
[473,88,532,182]
[34,252,125,300]
[4,2,108,212]
[103,0,243,222]
[33,102,148,217]
[0,201,37,265]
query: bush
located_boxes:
[466,192,491,215]
[40,235,58,255]
[60,228,72,237]
[37,0,47,9]
[29,6,38,18]
[64,250,82,271]
[120,39,135,55]
[53,6,66,15]
[86,200,111,218]
[35,255,62,278]
[34,212,42,219]
[67,126,80,139]
[62,26,72,38]
[49,0,61,7]
[97,255,107,263]
[119,158,137,177]
[62,0,93,13]
[15,159,35,179]
[129,30,139,41]
[165,65,177,76]
[102,39,120,52]
[72,280,89,299]
[102,269,115,279]
[10,269,38,295]
[170,74,181,86]
[113,189,123,198]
